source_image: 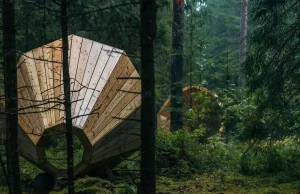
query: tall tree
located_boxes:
[139,0,157,192]
[2,0,22,193]
[170,0,184,131]
[61,0,75,193]
[199,0,240,90]
[238,0,248,87]
[244,0,300,138]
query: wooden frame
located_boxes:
[11,35,141,177]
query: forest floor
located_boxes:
[0,171,298,193]
[155,172,299,194]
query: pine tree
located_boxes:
[170,0,184,131]
[61,0,75,193]
[2,0,22,193]
[139,0,157,192]
[238,0,248,87]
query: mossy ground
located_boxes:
[0,172,298,193]
[156,173,299,194]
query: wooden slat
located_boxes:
[91,108,140,161]
[68,35,72,65]
[52,40,63,124]
[92,139,140,164]
[91,112,140,162]
[18,56,44,142]
[69,36,83,93]
[32,47,50,127]
[18,108,39,144]
[85,70,138,140]
[18,127,39,162]
[71,38,93,121]
[91,94,141,145]
[82,53,133,131]
[75,45,122,127]
[43,44,55,127]
[22,52,45,130]
[73,42,103,125]
[89,77,140,140]
[17,86,40,144]
[60,41,65,123]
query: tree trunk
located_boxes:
[139,0,157,192]
[238,0,248,87]
[170,0,184,131]
[0,153,9,192]
[2,0,22,193]
[61,0,75,193]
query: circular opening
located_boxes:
[45,134,84,170]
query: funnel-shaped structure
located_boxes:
[157,86,221,133]
[16,35,141,177]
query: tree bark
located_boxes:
[238,0,248,87]
[170,0,184,131]
[2,0,22,193]
[61,0,75,193]
[139,0,157,192]
[0,153,9,192]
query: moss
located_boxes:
[50,177,114,194]
[75,177,113,189]
[76,186,112,194]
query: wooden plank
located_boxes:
[82,54,133,131]
[22,52,45,130]
[17,89,40,144]
[75,45,122,127]
[32,47,50,127]
[89,77,140,140]
[17,65,35,131]
[91,111,140,161]
[17,56,44,143]
[18,127,39,162]
[91,108,140,160]
[93,124,139,153]
[52,40,63,124]
[92,138,140,164]
[91,94,141,145]
[43,44,55,127]
[71,38,93,121]
[69,36,83,95]
[74,161,89,177]
[94,108,140,147]
[60,42,65,123]
[73,42,103,125]
[85,70,139,140]
[68,35,72,65]
[18,109,39,145]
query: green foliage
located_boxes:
[185,90,212,131]
[157,126,300,178]
[220,86,259,136]
[199,0,241,90]
[245,0,300,139]
[45,134,84,169]
[156,129,241,177]
[240,138,300,176]
[52,177,113,194]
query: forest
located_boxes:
[1,0,300,193]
